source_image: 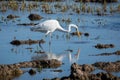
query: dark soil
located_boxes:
[7,14,19,19]
[48,62,120,80]
[28,13,42,21]
[0,59,62,80]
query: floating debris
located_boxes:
[10,39,45,46]
[95,43,114,49]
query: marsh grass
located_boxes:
[20,2,26,11]
[102,0,107,12]
[81,4,86,13]
[41,3,53,14]
[8,0,19,11]
[0,1,119,16]
[61,5,68,13]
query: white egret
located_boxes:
[31,19,80,38]
[31,19,80,49]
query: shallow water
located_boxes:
[0,1,120,80]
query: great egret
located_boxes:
[31,19,80,37]
[31,19,80,48]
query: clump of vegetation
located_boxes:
[41,3,53,14]
[8,0,19,11]
[0,0,119,16]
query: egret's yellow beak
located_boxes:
[76,29,80,37]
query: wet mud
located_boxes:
[95,43,114,49]
[0,59,62,80]
[7,14,19,19]
[93,60,120,72]
[10,39,45,46]
[49,61,120,80]
[28,13,42,21]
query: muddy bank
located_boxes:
[48,61,120,80]
[90,50,120,56]
[0,59,62,80]
[10,39,45,45]
[95,43,114,49]
[93,60,120,72]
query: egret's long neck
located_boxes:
[57,26,69,33]
[57,25,74,33]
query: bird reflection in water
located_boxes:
[68,48,80,63]
[32,42,65,61]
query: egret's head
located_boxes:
[69,24,80,37]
